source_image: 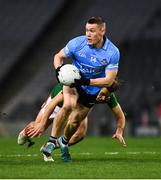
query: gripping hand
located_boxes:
[107,78,121,92]
[55,64,64,83]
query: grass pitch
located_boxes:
[0,136,161,179]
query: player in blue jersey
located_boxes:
[41,17,121,162]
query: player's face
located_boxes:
[85,23,105,48]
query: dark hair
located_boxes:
[87,16,105,25]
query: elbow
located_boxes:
[106,78,115,87]
[53,53,58,66]
[54,53,64,69]
[54,53,59,59]
[107,81,113,87]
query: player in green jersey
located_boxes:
[18,83,126,158]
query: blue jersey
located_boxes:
[64,35,120,95]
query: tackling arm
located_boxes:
[27,92,63,137]
[111,104,126,147]
[40,92,63,127]
[96,88,126,147]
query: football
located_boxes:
[58,64,81,86]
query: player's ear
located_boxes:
[100,26,106,35]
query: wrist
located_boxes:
[56,63,64,69]
[117,126,124,130]
[40,121,46,127]
[116,127,124,134]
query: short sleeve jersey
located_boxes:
[64,35,120,95]
[50,83,63,99]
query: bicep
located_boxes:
[105,70,118,84]
[56,49,67,59]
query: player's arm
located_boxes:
[96,87,111,103]
[54,49,67,69]
[96,79,120,103]
[40,92,63,127]
[96,88,126,146]
[90,49,119,87]
[71,69,117,88]
[90,70,117,87]
[54,48,72,83]
[71,49,120,87]
[111,104,126,147]
[27,92,63,137]
[54,36,78,70]
[113,104,125,129]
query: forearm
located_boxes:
[40,111,52,127]
[112,104,126,146]
[40,104,59,127]
[34,111,43,123]
[41,94,63,127]
[112,104,125,129]
[89,70,117,87]
[116,119,125,130]
[115,111,125,129]
[90,77,114,87]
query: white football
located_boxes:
[58,64,81,86]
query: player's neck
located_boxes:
[93,37,104,49]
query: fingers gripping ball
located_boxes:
[57,64,81,86]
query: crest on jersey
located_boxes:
[101,59,108,65]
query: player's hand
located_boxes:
[55,64,64,83]
[27,123,45,138]
[107,79,120,92]
[96,87,110,103]
[70,74,90,87]
[112,127,127,147]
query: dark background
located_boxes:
[0,0,161,136]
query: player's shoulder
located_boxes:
[105,38,120,56]
[70,35,87,45]
[107,38,120,54]
[69,35,87,51]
